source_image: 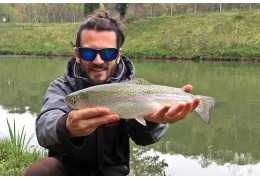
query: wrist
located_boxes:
[56,113,71,141]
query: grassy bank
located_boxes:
[0,120,42,175]
[1,10,260,60]
[0,139,41,175]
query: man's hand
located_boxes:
[66,107,119,137]
[144,84,200,124]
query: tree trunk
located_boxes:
[151,4,154,17]
[194,3,197,13]
[219,3,223,13]
[170,4,173,16]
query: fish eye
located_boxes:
[72,96,77,105]
[68,96,76,105]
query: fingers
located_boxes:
[66,107,119,137]
[83,114,120,129]
[153,105,171,118]
[165,99,199,123]
[182,84,193,93]
[68,113,120,137]
[70,107,112,120]
[164,103,189,123]
[145,98,198,123]
[165,103,184,118]
[191,98,200,111]
[144,105,171,122]
[173,102,192,120]
[70,126,96,137]
[81,114,119,135]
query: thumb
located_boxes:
[182,84,193,93]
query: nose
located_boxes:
[92,53,104,65]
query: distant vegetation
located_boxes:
[0,3,259,23]
[1,10,260,60]
[126,10,260,60]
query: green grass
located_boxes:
[0,23,77,56]
[6,119,34,156]
[0,120,43,175]
[125,10,260,60]
[1,10,260,60]
[0,139,41,175]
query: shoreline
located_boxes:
[1,53,260,63]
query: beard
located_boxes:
[78,60,110,85]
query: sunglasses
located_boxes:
[77,47,119,62]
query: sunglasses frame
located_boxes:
[77,47,119,62]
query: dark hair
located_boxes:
[75,10,126,48]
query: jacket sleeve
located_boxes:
[36,77,72,148]
[127,120,168,146]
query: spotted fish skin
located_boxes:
[65,80,215,124]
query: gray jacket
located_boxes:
[36,56,168,175]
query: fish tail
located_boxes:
[194,95,215,124]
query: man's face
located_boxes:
[75,29,118,84]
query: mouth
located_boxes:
[90,68,107,72]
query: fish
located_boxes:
[65,79,215,126]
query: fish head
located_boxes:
[65,94,81,109]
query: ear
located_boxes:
[116,48,123,64]
[119,48,123,54]
[73,47,81,64]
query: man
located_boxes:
[23,11,199,176]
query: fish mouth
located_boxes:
[64,96,69,103]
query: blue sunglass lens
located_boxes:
[79,48,96,61]
[100,48,119,61]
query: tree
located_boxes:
[84,3,99,16]
[115,3,128,20]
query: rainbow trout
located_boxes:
[65,79,215,125]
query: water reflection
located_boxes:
[130,147,260,176]
[0,105,38,147]
[130,146,168,176]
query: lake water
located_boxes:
[0,56,260,175]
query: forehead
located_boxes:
[80,29,117,48]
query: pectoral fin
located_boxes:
[135,117,147,126]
